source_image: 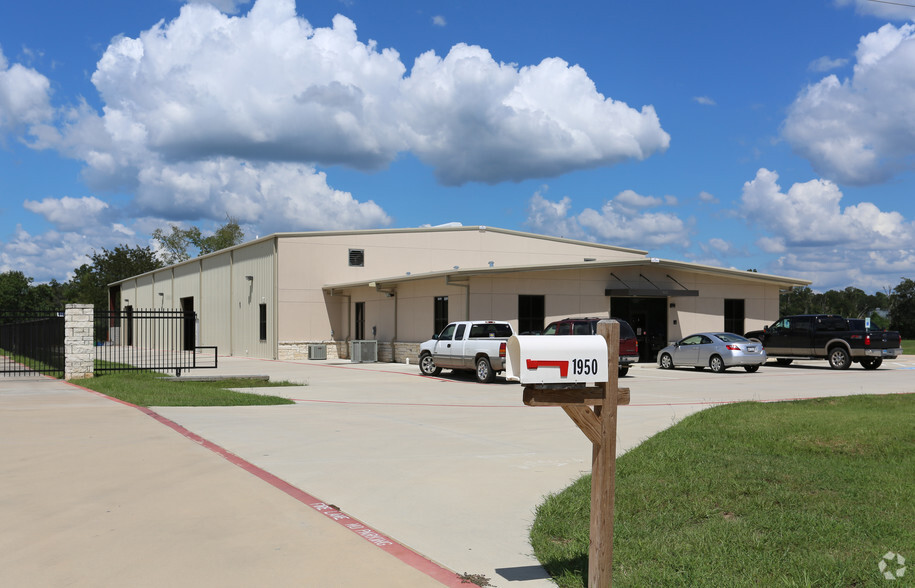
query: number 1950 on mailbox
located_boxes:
[505,335,609,385]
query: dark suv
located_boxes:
[542,317,639,377]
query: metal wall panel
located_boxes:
[231,239,276,358]
[201,253,232,355]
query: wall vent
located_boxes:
[349,249,365,267]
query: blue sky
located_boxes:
[2,0,915,292]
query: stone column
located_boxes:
[65,304,94,380]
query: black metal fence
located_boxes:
[94,308,217,376]
[0,310,65,377]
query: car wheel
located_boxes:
[860,357,883,370]
[475,357,495,383]
[775,358,793,366]
[828,347,851,370]
[419,353,441,376]
[744,365,760,373]
[709,355,726,373]
[618,366,629,377]
[659,353,673,369]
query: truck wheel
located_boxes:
[659,353,674,369]
[861,358,883,370]
[828,347,851,370]
[776,358,793,366]
[419,353,441,376]
[618,366,629,377]
[475,357,495,383]
[709,355,726,373]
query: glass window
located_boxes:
[438,323,456,340]
[518,295,545,334]
[354,302,365,340]
[715,333,749,343]
[434,296,449,337]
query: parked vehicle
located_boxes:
[745,314,903,370]
[418,320,514,383]
[657,332,767,373]
[542,317,639,377]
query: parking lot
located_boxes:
[149,354,915,587]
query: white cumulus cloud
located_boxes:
[27,0,670,237]
[525,188,689,249]
[783,23,915,185]
[0,47,54,140]
[403,45,670,185]
[835,0,915,20]
[739,168,915,290]
[23,196,110,231]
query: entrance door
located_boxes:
[180,297,195,351]
[610,297,668,362]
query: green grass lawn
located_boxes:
[901,338,914,355]
[530,394,915,587]
[74,370,297,406]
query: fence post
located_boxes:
[65,304,94,380]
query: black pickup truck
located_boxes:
[745,314,903,370]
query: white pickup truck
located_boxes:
[418,320,514,383]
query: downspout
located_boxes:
[343,294,351,354]
[447,276,471,320]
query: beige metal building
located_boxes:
[109,225,810,363]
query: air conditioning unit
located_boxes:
[307,344,327,360]
[351,340,377,363]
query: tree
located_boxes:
[198,218,244,255]
[151,225,200,265]
[0,271,34,313]
[888,277,915,338]
[152,217,245,265]
[67,245,162,310]
[30,279,67,309]
[780,286,814,316]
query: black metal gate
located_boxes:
[0,310,65,377]
[94,308,217,376]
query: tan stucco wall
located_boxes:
[321,266,786,363]
[276,228,646,344]
[112,227,801,362]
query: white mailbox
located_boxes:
[505,335,609,385]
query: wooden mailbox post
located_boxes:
[522,320,628,588]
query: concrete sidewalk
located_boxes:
[0,376,458,588]
[3,355,913,587]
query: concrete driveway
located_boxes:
[148,354,915,587]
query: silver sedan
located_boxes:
[657,332,767,373]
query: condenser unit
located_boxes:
[351,340,377,363]
[307,344,327,360]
